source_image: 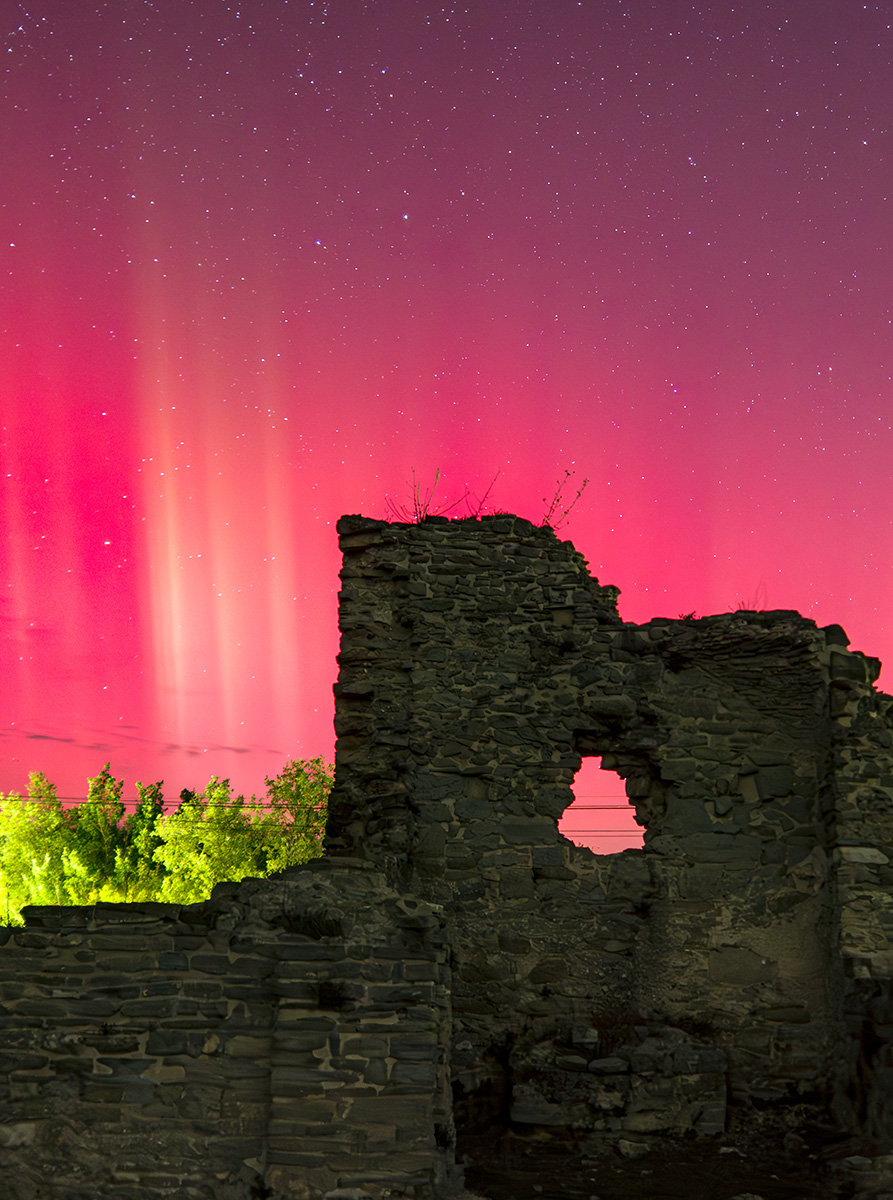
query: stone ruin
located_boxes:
[3,513,893,1198]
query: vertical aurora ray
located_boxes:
[1,379,152,792]
[133,286,340,792]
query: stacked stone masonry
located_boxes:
[326,515,893,1169]
[3,512,893,1197]
[0,861,454,1199]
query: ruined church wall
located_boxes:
[4,512,893,1195]
[0,860,454,1199]
[328,514,893,1143]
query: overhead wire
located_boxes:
[0,793,638,836]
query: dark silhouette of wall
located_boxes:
[327,514,893,1157]
[3,512,893,1198]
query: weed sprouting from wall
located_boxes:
[384,468,502,522]
[540,470,590,530]
[734,580,769,611]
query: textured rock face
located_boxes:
[327,514,893,1158]
[3,512,893,1197]
[0,861,455,1199]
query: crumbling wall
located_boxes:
[328,514,893,1155]
[0,860,455,1199]
[4,512,893,1197]
[823,641,893,1145]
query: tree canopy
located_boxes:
[0,758,331,924]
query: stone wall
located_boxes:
[327,514,893,1159]
[0,860,455,1199]
[4,511,893,1196]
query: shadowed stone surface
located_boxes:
[0,862,456,1199]
[326,515,893,1177]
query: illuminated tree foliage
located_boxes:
[0,758,331,923]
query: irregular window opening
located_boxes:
[558,756,644,853]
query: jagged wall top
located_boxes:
[327,513,893,1122]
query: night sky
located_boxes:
[2,1,891,848]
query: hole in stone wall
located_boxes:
[558,757,644,853]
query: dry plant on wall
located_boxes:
[384,467,589,529]
[734,581,769,612]
[385,469,501,523]
[540,470,590,530]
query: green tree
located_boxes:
[115,781,166,901]
[259,756,331,872]
[154,777,267,904]
[0,772,74,922]
[62,763,127,904]
[0,757,332,921]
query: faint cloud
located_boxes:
[161,741,263,757]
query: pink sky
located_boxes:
[2,2,891,851]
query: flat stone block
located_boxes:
[838,845,890,864]
[708,947,776,985]
[588,1056,629,1075]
